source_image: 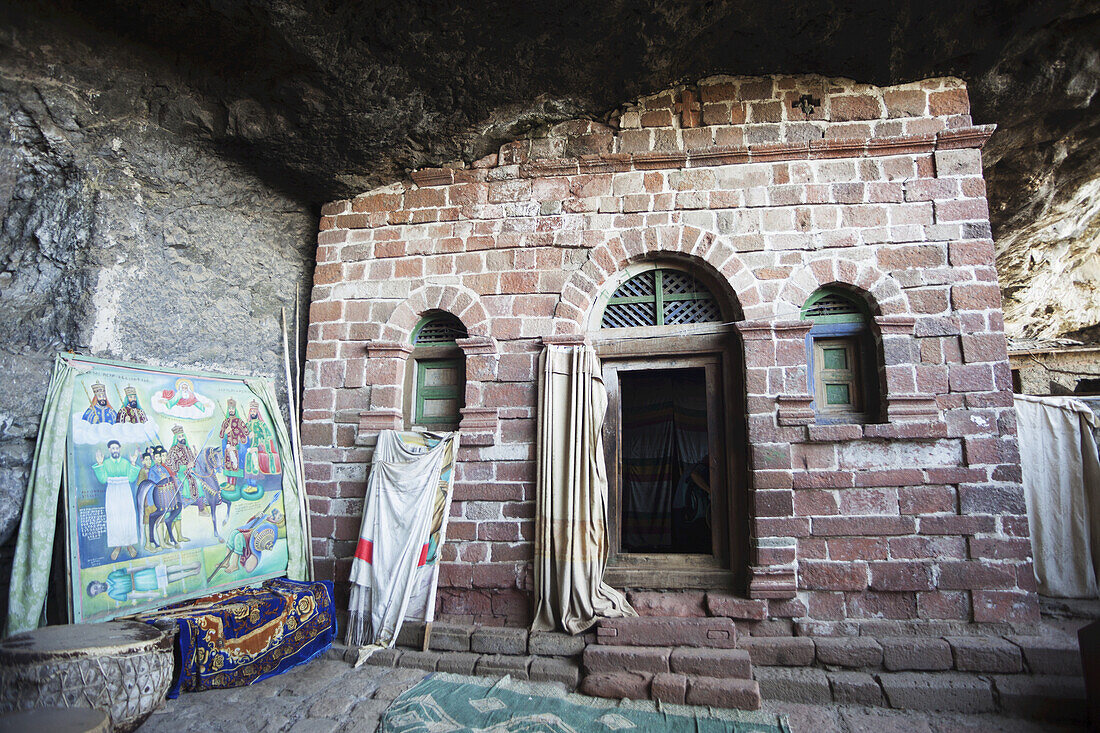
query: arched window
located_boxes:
[409,312,467,430]
[801,287,881,421]
[601,268,722,329]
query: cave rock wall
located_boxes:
[0,22,316,622]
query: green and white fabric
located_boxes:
[246,377,311,582]
[5,356,80,636]
[382,673,790,733]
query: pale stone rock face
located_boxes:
[0,39,315,556]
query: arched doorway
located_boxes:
[589,261,749,592]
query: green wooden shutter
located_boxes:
[415,358,463,427]
[813,338,861,412]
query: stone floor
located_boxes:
[139,654,1088,732]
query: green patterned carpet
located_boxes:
[382,673,790,733]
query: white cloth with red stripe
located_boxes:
[346,429,456,649]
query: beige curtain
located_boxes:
[1016,395,1100,597]
[533,343,635,633]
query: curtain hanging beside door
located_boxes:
[532,342,635,634]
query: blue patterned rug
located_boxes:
[139,578,335,697]
[382,673,789,733]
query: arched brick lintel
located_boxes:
[552,225,771,335]
[380,283,492,342]
[777,257,908,319]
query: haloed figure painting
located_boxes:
[65,356,291,622]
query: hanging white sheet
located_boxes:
[1015,394,1100,598]
[347,429,459,649]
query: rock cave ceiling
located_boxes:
[9,0,1100,340]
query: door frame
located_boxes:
[594,329,747,591]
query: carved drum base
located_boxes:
[0,621,174,732]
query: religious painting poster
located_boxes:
[64,355,293,623]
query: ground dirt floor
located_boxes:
[138,656,1084,733]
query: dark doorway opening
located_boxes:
[619,367,712,554]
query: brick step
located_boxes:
[364,647,581,688]
[580,672,761,710]
[596,617,737,647]
[739,633,1083,676]
[753,667,1087,722]
[394,622,589,658]
[627,591,768,621]
[584,644,752,678]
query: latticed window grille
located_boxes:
[412,313,468,344]
[801,290,863,323]
[601,269,722,328]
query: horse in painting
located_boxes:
[137,446,232,549]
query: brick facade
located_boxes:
[304,74,1038,631]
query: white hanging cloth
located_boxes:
[347,429,458,650]
[1015,395,1100,598]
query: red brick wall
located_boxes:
[304,75,1038,630]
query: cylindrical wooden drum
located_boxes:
[0,621,174,732]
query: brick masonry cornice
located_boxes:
[319,126,995,232]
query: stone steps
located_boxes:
[595,616,738,648]
[755,667,1087,722]
[740,632,1083,677]
[331,616,1087,722]
[353,622,585,688]
[585,645,753,678]
[581,644,761,710]
[581,672,761,709]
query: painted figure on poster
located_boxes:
[92,439,140,560]
[193,445,232,540]
[208,497,284,581]
[82,382,116,424]
[161,422,199,541]
[85,561,202,603]
[137,449,153,487]
[153,378,216,420]
[168,379,203,411]
[244,399,278,497]
[139,446,181,551]
[116,385,148,424]
[219,398,248,499]
[164,425,199,539]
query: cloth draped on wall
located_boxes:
[245,378,311,581]
[620,371,709,553]
[1015,394,1100,598]
[5,356,78,636]
[347,430,459,649]
[533,343,635,634]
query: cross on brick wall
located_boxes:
[677,89,701,128]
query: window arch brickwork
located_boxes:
[554,225,764,335]
[358,285,499,441]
